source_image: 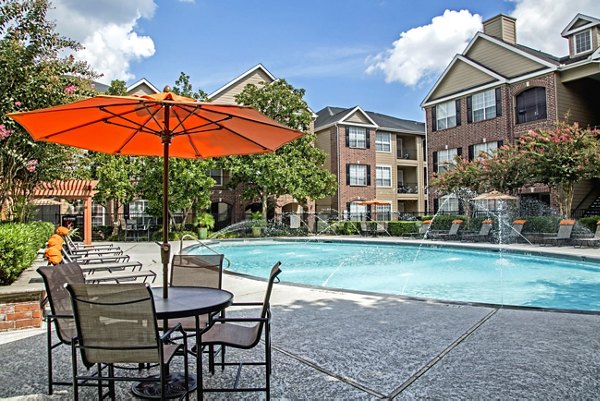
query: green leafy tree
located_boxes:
[517,122,600,217]
[0,0,97,221]
[135,73,214,230]
[89,80,140,234]
[227,80,337,219]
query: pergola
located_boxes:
[32,180,98,244]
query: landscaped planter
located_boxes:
[0,290,45,331]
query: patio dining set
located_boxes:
[38,233,281,400]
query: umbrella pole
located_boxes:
[161,107,172,299]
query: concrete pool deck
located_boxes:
[1,237,599,399]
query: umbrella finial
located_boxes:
[163,85,172,93]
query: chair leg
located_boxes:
[109,364,116,400]
[71,342,79,401]
[183,335,190,400]
[160,362,167,401]
[97,362,103,399]
[46,318,53,395]
[265,321,271,400]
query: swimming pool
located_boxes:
[187,240,600,312]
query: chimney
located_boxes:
[483,14,517,45]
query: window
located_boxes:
[210,169,223,186]
[349,126,367,148]
[376,132,391,152]
[349,164,367,186]
[472,141,498,159]
[348,202,367,221]
[436,148,458,174]
[438,194,460,213]
[471,89,496,122]
[574,30,592,54]
[376,165,392,187]
[91,204,106,226]
[435,101,456,130]
[128,199,148,217]
[375,204,391,221]
[516,87,546,124]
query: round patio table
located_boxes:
[132,286,234,399]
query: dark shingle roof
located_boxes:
[315,106,425,134]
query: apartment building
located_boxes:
[314,106,426,220]
[421,13,600,215]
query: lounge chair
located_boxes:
[61,252,157,284]
[64,234,119,252]
[200,262,281,399]
[462,221,494,242]
[539,220,575,246]
[65,283,189,400]
[506,220,527,243]
[428,221,462,240]
[573,224,600,248]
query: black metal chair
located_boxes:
[66,283,189,400]
[37,262,86,395]
[200,262,281,400]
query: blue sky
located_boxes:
[49,0,600,122]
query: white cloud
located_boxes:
[366,10,482,86]
[512,0,600,56]
[48,0,157,81]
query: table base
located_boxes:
[131,373,196,399]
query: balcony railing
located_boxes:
[397,182,419,194]
[397,150,418,160]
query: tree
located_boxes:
[0,0,97,221]
[135,73,215,230]
[88,80,140,235]
[227,80,337,219]
[517,122,600,217]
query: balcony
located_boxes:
[397,182,419,195]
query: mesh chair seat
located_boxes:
[157,315,210,331]
[201,322,261,348]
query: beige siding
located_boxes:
[345,111,371,124]
[556,78,599,126]
[429,60,496,100]
[572,19,590,29]
[127,83,155,96]
[466,39,546,78]
[483,19,502,39]
[314,128,333,210]
[209,70,274,104]
[501,18,516,44]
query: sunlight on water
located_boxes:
[188,241,600,312]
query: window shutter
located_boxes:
[433,198,439,213]
[457,147,463,157]
[366,165,371,186]
[432,151,438,173]
[495,88,502,116]
[365,129,370,149]
[345,127,350,147]
[497,140,504,148]
[346,164,350,185]
[466,96,473,123]
[431,107,437,132]
[455,99,461,126]
[346,202,351,219]
[468,145,474,161]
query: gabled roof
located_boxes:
[207,64,276,100]
[422,32,558,106]
[92,81,109,93]
[315,106,425,134]
[561,14,600,37]
[127,78,160,94]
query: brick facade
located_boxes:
[335,125,376,213]
[426,72,559,210]
[0,292,45,331]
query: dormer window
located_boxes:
[574,29,592,54]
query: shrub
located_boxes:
[331,221,359,235]
[578,216,600,232]
[427,215,467,230]
[388,221,418,236]
[0,222,54,285]
[151,230,198,241]
[516,216,562,233]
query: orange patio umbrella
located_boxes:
[356,198,390,206]
[7,90,303,298]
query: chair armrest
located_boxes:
[160,322,184,343]
[212,316,269,324]
[230,302,263,307]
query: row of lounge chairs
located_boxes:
[423,219,600,247]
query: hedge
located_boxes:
[388,221,419,236]
[423,215,467,231]
[0,222,54,285]
[578,216,600,232]
[516,216,562,234]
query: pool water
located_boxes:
[188,240,600,312]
